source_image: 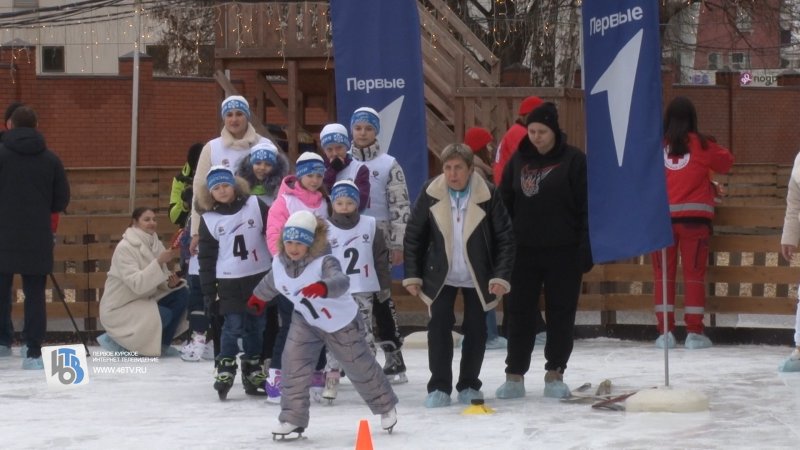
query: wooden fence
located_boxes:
[7,164,798,334]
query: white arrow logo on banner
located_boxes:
[377,95,404,154]
[590,29,643,167]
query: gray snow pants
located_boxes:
[279,312,398,428]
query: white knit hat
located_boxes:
[320,123,350,149]
[350,107,380,134]
[221,95,250,119]
[282,210,317,246]
[295,152,325,178]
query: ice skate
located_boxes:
[180,332,207,362]
[380,341,408,384]
[240,357,267,396]
[213,358,237,400]
[381,407,397,434]
[543,370,571,399]
[684,333,712,349]
[202,340,215,360]
[654,331,676,349]
[265,368,282,404]
[310,370,325,403]
[495,375,525,399]
[322,369,340,405]
[271,422,304,440]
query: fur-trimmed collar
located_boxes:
[425,173,491,268]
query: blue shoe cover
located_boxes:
[0,345,10,357]
[485,336,507,350]
[535,332,547,346]
[543,380,571,398]
[655,332,676,349]
[22,357,44,370]
[778,358,800,372]
[424,390,451,408]
[457,388,483,405]
[97,333,127,353]
[685,333,712,349]
[495,380,525,399]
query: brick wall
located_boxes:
[0,46,223,167]
[3,45,800,168]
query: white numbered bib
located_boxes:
[203,196,270,278]
[272,257,357,332]
[327,216,379,294]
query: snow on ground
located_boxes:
[2,337,800,449]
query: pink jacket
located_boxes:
[266,175,328,255]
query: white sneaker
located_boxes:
[380,407,397,433]
[180,332,207,362]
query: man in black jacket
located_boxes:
[0,106,70,369]
[403,143,515,408]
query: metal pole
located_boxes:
[661,248,670,387]
[128,0,141,213]
[49,273,90,357]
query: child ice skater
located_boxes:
[197,166,270,399]
[247,210,398,438]
[321,180,392,403]
[319,123,370,210]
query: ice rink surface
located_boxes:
[1,336,799,449]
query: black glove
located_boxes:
[181,187,193,203]
[331,158,345,172]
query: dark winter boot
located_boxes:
[380,341,408,384]
[240,356,268,396]
[214,357,238,400]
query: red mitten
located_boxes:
[247,294,267,315]
[299,281,328,299]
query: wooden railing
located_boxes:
[10,164,795,333]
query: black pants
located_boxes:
[0,273,47,358]
[505,245,582,375]
[427,285,486,394]
[373,295,402,348]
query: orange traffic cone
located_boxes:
[355,419,373,450]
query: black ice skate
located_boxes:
[272,422,305,440]
[240,357,267,396]
[214,358,238,401]
[380,341,408,384]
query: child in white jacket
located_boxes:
[247,210,397,438]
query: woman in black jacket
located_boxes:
[403,143,515,408]
[495,102,592,400]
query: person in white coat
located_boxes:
[780,152,800,372]
[98,207,188,357]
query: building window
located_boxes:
[41,46,64,73]
[730,52,750,70]
[145,45,169,75]
[707,52,720,70]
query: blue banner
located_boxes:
[582,0,673,263]
[329,0,427,204]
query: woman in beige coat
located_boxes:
[98,207,189,356]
